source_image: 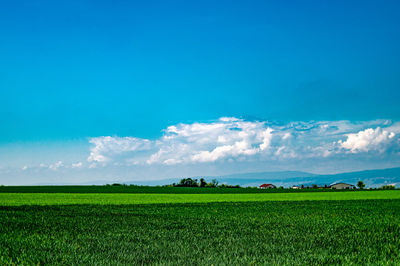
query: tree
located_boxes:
[211,179,219,187]
[357,181,365,190]
[301,184,304,189]
[381,185,395,190]
[176,178,199,187]
[312,184,318,189]
[199,178,207,187]
[205,182,214,188]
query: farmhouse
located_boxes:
[259,184,276,189]
[329,183,356,189]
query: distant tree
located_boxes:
[312,184,318,189]
[357,181,366,189]
[324,184,328,188]
[219,184,241,188]
[205,182,214,188]
[381,185,395,190]
[199,178,207,187]
[279,186,284,189]
[176,178,199,187]
[301,184,304,189]
[211,179,219,187]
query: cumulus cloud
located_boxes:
[87,118,400,167]
[160,119,274,164]
[89,118,275,165]
[339,127,396,153]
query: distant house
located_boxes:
[259,184,276,189]
[329,183,356,189]
[291,185,300,189]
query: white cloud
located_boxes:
[71,162,83,168]
[88,136,151,163]
[339,127,397,153]
[49,161,64,171]
[89,118,275,165]
[87,118,400,167]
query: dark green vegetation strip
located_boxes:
[1,200,400,264]
[0,185,372,194]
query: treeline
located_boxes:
[171,178,240,188]
[380,185,396,190]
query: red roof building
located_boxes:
[259,184,276,189]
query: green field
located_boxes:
[1,190,400,264]
[1,190,400,206]
[1,200,400,264]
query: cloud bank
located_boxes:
[87,118,400,167]
[2,117,400,185]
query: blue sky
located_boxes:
[1,1,400,184]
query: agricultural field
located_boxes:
[1,190,400,264]
[1,190,400,206]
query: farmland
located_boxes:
[1,199,400,264]
[1,190,400,206]
[1,190,400,264]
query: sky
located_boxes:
[1,0,400,185]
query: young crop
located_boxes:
[1,200,400,264]
[1,190,400,206]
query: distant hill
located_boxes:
[126,167,400,188]
[221,171,317,179]
[125,171,315,186]
[215,167,400,188]
[308,167,400,188]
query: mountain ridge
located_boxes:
[125,167,400,188]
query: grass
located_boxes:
[1,190,400,206]
[1,190,399,264]
[1,200,400,264]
